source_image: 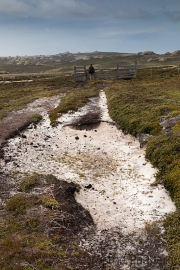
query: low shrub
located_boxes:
[18,174,40,192]
[38,195,60,210]
[6,194,38,215]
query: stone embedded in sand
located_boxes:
[75,136,79,140]
[85,184,93,189]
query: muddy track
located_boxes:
[0,91,176,269]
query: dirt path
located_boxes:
[0,91,176,269]
[0,95,61,148]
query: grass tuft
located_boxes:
[38,195,60,210]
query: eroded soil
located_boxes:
[0,91,176,269]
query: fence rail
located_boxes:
[74,63,137,81]
[74,65,87,81]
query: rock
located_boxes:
[171,50,180,56]
[160,116,180,131]
[159,57,166,62]
[85,184,93,189]
[75,136,79,140]
[147,58,153,62]
[136,133,153,148]
[138,51,156,56]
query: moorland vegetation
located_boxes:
[0,54,180,269]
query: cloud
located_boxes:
[116,7,154,20]
[0,0,96,18]
[164,11,180,22]
[100,31,158,41]
[0,0,31,16]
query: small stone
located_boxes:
[85,184,92,189]
[75,136,79,140]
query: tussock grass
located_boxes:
[49,82,100,126]
[104,68,180,269]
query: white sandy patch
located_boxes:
[0,91,175,234]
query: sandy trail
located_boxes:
[0,90,175,235]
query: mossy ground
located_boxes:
[48,81,100,126]
[0,174,94,270]
[104,67,180,270]
[0,76,78,119]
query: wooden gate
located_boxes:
[74,62,137,80]
[116,62,137,79]
[74,66,87,81]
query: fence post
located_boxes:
[74,66,76,80]
[135,62,137,78]
[116,65,119,79]
[84,65,87,80]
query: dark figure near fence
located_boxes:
[88,64,95,80]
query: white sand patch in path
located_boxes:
[0,91,176,234]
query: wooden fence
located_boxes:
[74,65,87,81]
[74,63,137,81]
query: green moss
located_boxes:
[18,173,59,192]
[49,86,99,126]
[146,133,180,175]
[6,194,38,215]
[31,113,43,123]
[146,133,180,210]
[38,195,60,210]
[18,174,40,192]
[104,73,180,136]
[164,211,180,270]
[25,216,39,231]
[164,167,180,208]
[173,121,180,133]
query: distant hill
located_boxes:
[0,50,180,74]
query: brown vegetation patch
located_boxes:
[69,109,101,130]
[0,173,95,269]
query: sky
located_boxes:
[0,0,180,56]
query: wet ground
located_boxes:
[0,90,176,269]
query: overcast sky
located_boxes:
[0,0,180,56]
